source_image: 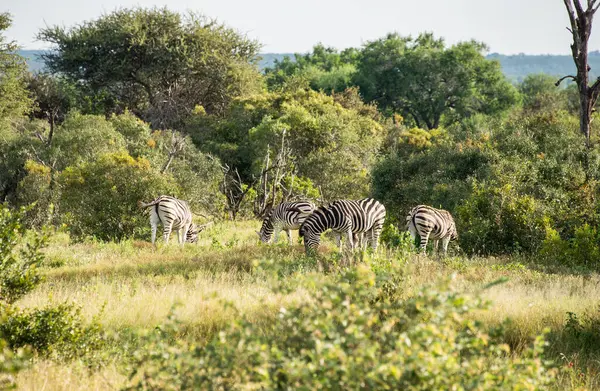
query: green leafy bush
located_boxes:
[540,224,600,269]
[59,152,177,241]
[125,266,554,390]
[0,303,104,360]
[457,183,552,255]
[0,205,47,304]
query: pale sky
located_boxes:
[4,0,600,54]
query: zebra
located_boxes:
[299,198,386,254]
[406,205,458,255]
[139,195,197,246]
[257,201,315,245]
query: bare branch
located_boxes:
[565,0,578,28]
[556,75,578,86]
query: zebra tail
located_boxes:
[138,198,162,210]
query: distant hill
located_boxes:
[18,50,293,73]
[18,49,600,83]
[257,53,293,70]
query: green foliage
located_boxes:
[372,130,489,220]
[53,112,126,169]
[0,205,47,304]
[373,109,599,258]
[519,74,569,113]
[27,73,79,130]
[0,303,104,359]
[59,152,177,240]
[265,44,358,93]
[540,224,600,269]
[125,267,553,390]
[0,339,30,389]
[0,13,32,123]
[39,7,262,128]
[457,183,552,256]
[189,89,383,200]
[354,33,519,128]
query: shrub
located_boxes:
[457,182,552,256]
[52,112,126,169]
[540,224,600,269]
[59,152,177,241]
[125,266,554,390]
[0,303,104,360]
[0,205,47,304]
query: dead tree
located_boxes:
[161,132,186,174]
[559,0,600,153]
[253,129,294,218]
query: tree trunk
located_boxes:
[560,0,600,179]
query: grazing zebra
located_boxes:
[299,198,386,254]
[257,201,315,244]
[406,205,458,255]
[139,195,197,246]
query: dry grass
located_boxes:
[11,221,600,390]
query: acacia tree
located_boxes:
[559,0,600,150]
[38,7,262,129]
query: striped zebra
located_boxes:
[257,201,315,244]
[299,198,386,254]
[406,205,458,255]
[139,195,198,246]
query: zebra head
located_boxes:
[257,217,274,243]
[298,223,320,255]
[186,224,199,243]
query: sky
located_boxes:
[5,0,600,54]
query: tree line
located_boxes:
[1,7,599,265]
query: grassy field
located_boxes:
[13,221,600,390]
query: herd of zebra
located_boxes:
[139,195,459,255]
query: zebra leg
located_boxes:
[181,224,190,247]
[408,223,418,250]
[442,236,451,256]
[346,230,354,251]
[334,232,342,251]
[273,226,281,244]
[419,231,430,254]
[163,225,173,244]
[285,229,292,245]
[370,229,381,252]
[151,223,157,245]
[433,239,439,255]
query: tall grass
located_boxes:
[13,221,600,390]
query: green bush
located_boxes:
[59,152,177,241]
[540,224,600,269]
[52,112,127,169]
[457,183,551,255]
[125,266,554,390]
[0,303,104,360]
[0,205,47,304]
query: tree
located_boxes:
[187,89,383,218]
[38,7,262,129]
[27,73,78,145]
[0,13,32,123]
[265,44,359,92]
[354,33,519,129]
[519,74,568,112]
[559,0,600,151]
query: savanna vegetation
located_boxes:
[1,3,600,389]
